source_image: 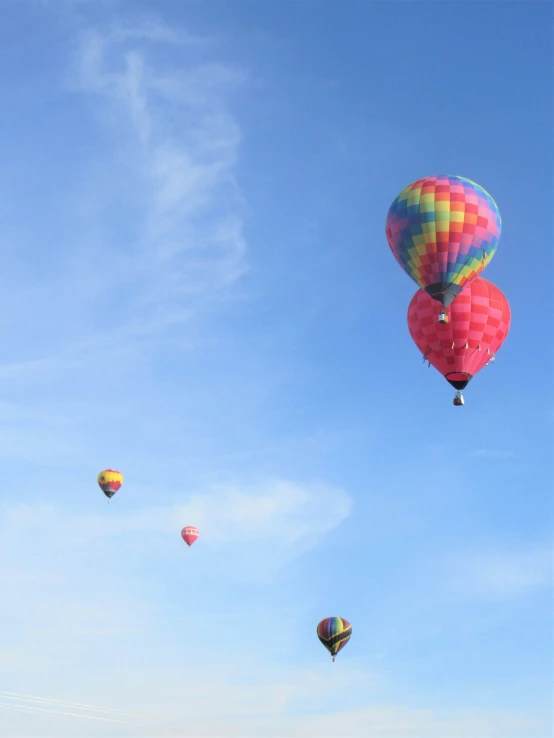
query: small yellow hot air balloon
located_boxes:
[97,469,123,502]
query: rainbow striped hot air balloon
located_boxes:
[317,617,352,662]
[97,469,123,502]
[386,175,501,319]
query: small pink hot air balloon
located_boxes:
[181,526,199,548]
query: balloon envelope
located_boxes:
[317,617,352,659]
[386,175,501,306]
[408,277,511,390]
[181,526,199,547]
[97,469,123,499]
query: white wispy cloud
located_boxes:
[446,544,553,600]
[469,449,518,459]
[0,16,249,387]
[0,16,259,490]
[70,23,248,301]
[0,478,352,563]
[0,477,354,736]
[0,690,179,736]
[0,682,548,738]
[261,704,550,738]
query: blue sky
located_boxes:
[0,1,552,736]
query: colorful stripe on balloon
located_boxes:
[386,175,501,304]
[317,617,352,657]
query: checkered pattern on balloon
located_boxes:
[385,175,510,405]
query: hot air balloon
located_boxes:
[317,617,352,662]
[97,469,123,502]
[181,526,199,548]
[386,175,501,322]
[407,277,511,405]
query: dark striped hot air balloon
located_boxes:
[317,617,352,662]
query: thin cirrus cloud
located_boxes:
[0,18,256,482]
[0,479,353,699]
[68,22,249,301]
[0,673,548,738]
[0,18,249,390]
[0,478,353,566]
[469,449,519,460]
[1,695,546,738]
[0,477,352,690]
[446,544,553,600]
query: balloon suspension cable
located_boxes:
[422,348,433,368]
[485,352,496,368]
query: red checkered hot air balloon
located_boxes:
[407,277,511,405]
[181,526,199,548]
